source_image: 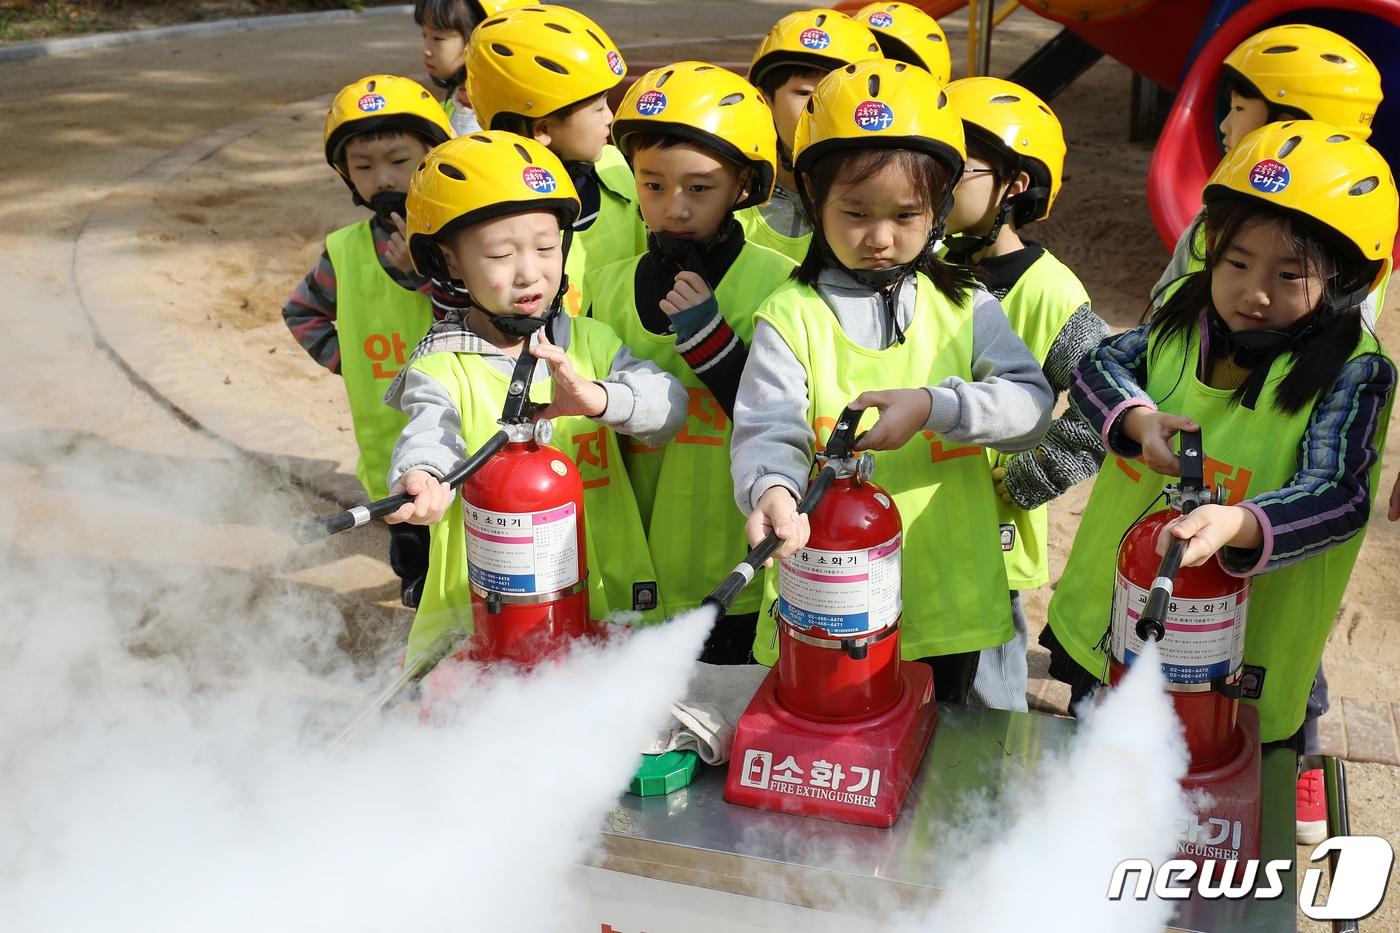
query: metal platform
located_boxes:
[589,702,1298,932]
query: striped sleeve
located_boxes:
[1222,353,1397,576]
[281,250,341,374]
[1069,323,1155,458]
[675,296,745,419]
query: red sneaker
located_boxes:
[1297,768,1328,845]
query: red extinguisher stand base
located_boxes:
[723,661,937,828]
[1178,703,1263,863]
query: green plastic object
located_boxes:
[628,750,700,797]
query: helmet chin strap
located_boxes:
[944,195,1014,263]
[457,228,576,341]
[822,225,943,346]
[797,176,957,346]
[429,67,466,91]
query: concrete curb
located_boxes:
[0,5,412,63]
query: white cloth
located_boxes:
[643,663,769,764]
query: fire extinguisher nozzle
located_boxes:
[1136,618,1166,643]
[703,564,758,618]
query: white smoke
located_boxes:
[903,640,1192,933]
[0,428,714,933]
[0,426,1192,933]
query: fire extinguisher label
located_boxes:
[1111,573,1247,684]
[464,502,580,596]
[777,534,901,636]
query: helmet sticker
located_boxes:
[868,11,894,28]
[607,50,625,77]
[799,27,831,50]
[635,89,667,117]
[357,93,387,113]
[854,99,895,132]
[1248,158,1291,194]
[522,165,558,194]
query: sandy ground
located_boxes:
[2,1,1398,927]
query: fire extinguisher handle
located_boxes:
[297,350,535,544]
[701,463,842,617]
[1137,535,1187,642]
[294,430,510,544]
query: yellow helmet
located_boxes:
[793,60,964,182]
[323,74,453,173]
[748,9,884,90]
[465,5,626,130]
[946,76,1065,224]
[612,62,778,209]
[406,131,581,280]
[1205,120,1397,282]
[1222,24,1382,140]
[856,3,950,85]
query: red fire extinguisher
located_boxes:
[773,417,903,723]
[717,408,934,827]
[704,407,905,720]
[1109,429,1250,770]
[460,412,589,666]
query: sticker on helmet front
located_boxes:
[635,89,667,117]
[1248,158,1290,194]
[522,165,558,194]
[799,27,831,50]
[607,50,625,76]
[854,99,895,132]
[868,10,894,28]
[357,93,387,113]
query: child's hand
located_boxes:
[659,271,713,317]
[385,212,415,276]
[1389,472,1400,522]
[1155,503,1261,567]
[746,486,809,566]
[532,331,607,420]
[991,465,1012,503]
[385,469,454,526]
[850,389,931,451]
[1121,409,1199,476]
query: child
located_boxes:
[1043,123,1396,836]
[1149,26,1385,837]
[939,76,1109,711]
[1153,24,1384,321]
[384,132,688,662]
[585,61,797,663]
[414,0,516,136]
[465,4,648,317]
[857,1,951,83]
[738,8,884,263]
[283,74,453,608]
[732,60,1053,701]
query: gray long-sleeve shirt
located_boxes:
[387,312,687,488]
[731,268,1054,512]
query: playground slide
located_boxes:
[1145,0,1400,255]
[834,0,1400,257]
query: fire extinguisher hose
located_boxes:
[324,625,468,753]
[1136,428,1205,643]
[295,350,540,544]
[1136,536,1185,643]
[701,405,864,618]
